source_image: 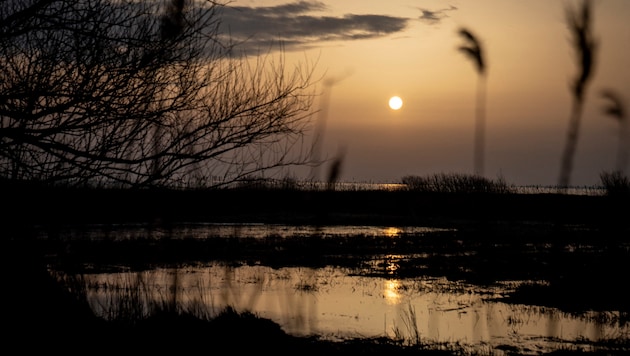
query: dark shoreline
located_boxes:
[3,183,628,230]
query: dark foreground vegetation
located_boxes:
[3,175,630,355]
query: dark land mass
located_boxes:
[2,181,628,228]
[3,182,630,355]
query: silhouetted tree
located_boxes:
[0,0,317,188]
[457,27,487,177]
[558,0,597,191]
[600,89,628,174]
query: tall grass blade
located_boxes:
[600,89,628,174]
[457,27,487,177]
[558,0,598,192]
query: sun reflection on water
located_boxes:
[382,254,402,275]
[75,264,630,353]
[382,227,402,237]
[383,279,402,305]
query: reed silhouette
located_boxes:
[457,28,487,177]
[310,72,352,182]
[558,0,598,192]
[600,89,628,174]
[326,146,345,191]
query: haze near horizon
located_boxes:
[227,0,630,187]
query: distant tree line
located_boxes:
[0,0,318,188]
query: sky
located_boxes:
[222,0,630,187]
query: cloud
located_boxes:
[217,1,409,54]
[418,5,458,25]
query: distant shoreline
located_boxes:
[315,181,607,196]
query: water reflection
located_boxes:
[382,227,402,237]
[384,280,402,305]
[43,222,629,354]
[39,223,454,241]
[63,263,628,353]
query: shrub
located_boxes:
[401,173,515,194]
[600,171,630,197]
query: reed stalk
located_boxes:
[600,89,628,174]
[558,0,597,192]
[457,28,487,177]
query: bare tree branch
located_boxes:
[0,0,318,188]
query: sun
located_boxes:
[388,96,403,110]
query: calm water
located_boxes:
[48,223,627,354]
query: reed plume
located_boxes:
[326,145,346,191]
[600,89,628,174]
[558,0,597,192]
[310,72,352,182]
[457,28,487,177]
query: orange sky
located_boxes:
[226,0,630,186]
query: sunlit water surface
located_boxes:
[49,223,627,354]
[75,265,627,353]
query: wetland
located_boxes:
[4,182,630,355]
